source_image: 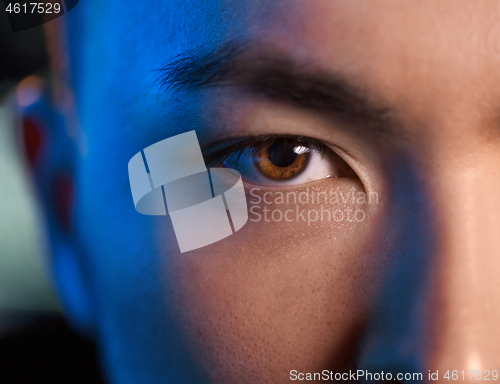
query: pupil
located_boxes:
[267,140,299,168]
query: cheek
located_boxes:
[157,180,388,382]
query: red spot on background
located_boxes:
[23,118,43,165]
[51,174,74,233]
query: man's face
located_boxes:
[54,0,500,382]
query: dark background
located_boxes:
[0,4,48,94]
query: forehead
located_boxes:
[72,0,500,93]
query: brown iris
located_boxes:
[254,139,310,180]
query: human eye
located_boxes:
[203,135,355,187]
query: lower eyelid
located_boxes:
[240,173,357,193]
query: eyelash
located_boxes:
[203,135,331,167]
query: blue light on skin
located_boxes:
[22,1,438,381]
[34,1,291,383]
[25,0,500,382]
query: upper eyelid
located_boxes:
[202,135,332,165]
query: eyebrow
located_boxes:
[157,42,400,136]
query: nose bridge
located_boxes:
[357,149,500,378]
[424,153,500,368]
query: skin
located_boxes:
[21,0,500,382]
